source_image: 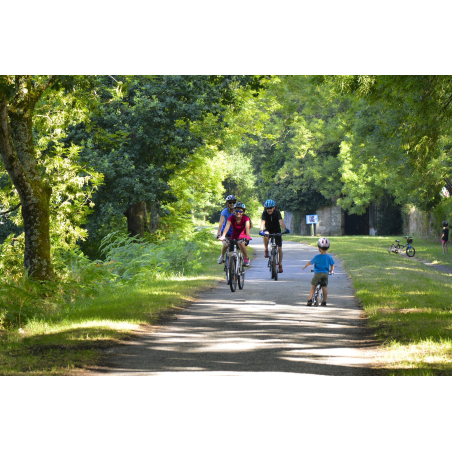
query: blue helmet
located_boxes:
[225,194,237,203]
[264,199,275,208]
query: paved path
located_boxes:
[93,239,382,376]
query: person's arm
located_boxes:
[245,219,250,237]
[219,220,231,240]
[217,215,225,236]
[279,218,286,230]
[330,264,335,274]
[302,260,311,270]
[260,219,267,234]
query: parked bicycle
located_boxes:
[388,236,415,257]
[259,230,289,281]
[220,237,250,292]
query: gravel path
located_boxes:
[93,239,383,376]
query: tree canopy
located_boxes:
[2,74,452,280]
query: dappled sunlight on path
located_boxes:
[94,240,382,376]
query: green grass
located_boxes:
[4,228,452,376]
[287,235,452,375]
[0,245,225,375]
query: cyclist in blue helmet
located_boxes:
[260,199,288,273]
[216,195,237,264]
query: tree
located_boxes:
[318,75,452,212]
[0,76,55,280]
[0,75,103,279]
[71,75,265,240]
[234,76,347,214]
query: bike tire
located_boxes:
[238,256,245,290]
[229,255,237,292]
[225,256,230,285]
[274,252,279,281]
[271,250,277,279]
[314,286,322,306]
[406,246,415,257]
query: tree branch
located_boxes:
[0,203,21,216]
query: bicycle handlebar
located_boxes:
[259,229,290,237]
[218,236,251,242]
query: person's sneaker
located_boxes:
[244,257,250,267]
[217,255,224,264]
[306,299,312,306]
[278,265,283,273]
[321,302,327,306]
[264,250,269,258]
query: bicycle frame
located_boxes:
[223,237,231,284]
[265,231,288,281]
[228,239,246,292]
[310,269,326,306]
[388,236,415,257]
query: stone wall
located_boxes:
[283,211,294,233]
[285,203,343,236]
[317,204,343,236]
[403,207,441,241]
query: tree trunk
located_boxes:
[125,201,148,238]
[0,77,54,280]
[148,201,159,233]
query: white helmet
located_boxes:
[318,237,330,248]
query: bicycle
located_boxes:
[220,237,250,292]
[221,237,231,285]
[310,269,333,306]
[388,236,415,257]
[259,230,289,281]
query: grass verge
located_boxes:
[287,234,452,375]
[0,244,226,376]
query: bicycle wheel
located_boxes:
[271,250,277,279]
[406,246,415,257]
[229,255,237,292]
[313,286,322,306]
[225,256,230,284]
[274,251,279,281]
[238,256,245,290]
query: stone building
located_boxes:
[284,201,381,236]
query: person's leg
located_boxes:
[322,286,328,303]
[306,284,315,305]
[443,241,446,254]
[264,236,269,255]
[239,242,248,260]
[276,237,283,271]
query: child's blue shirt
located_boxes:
[311,253,334,273]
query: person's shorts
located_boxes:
[442,240,448,243]
[311,272,329,287]
[266,233,282,248]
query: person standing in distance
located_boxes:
[260,199,289,273]
[216,195,237,264]
[442,221,449,254]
